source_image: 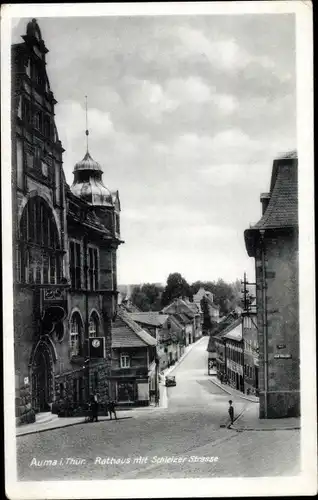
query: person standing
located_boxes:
[108,400,118,420]
[155,392,159,406]
[91,393,99,422]
[228,400,234,426]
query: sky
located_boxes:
[12,14,296,286]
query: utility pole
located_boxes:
[241,272,256,314]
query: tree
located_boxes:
[200,296,213,334]
[131,283,164,311]
[161,273,192,307]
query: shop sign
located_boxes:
[226,359,243,375]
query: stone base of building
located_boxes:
[55,360,111,405]
[259,391,300,418]
[15,383,36,426]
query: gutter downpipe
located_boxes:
[259,229,268,419]
[84,234,90,400]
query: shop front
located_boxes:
[113,377,150,406]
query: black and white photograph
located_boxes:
[1,2,316,499]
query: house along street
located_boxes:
[17,337,300,480]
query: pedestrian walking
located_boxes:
[228,400,234,426]
[108,400,118,420]
[155,392,159,406]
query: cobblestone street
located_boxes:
[17,337,300,481]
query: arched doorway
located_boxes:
[31,344,53,412]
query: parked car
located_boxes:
[165,375,176,387]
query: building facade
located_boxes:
[224,320,244,393]
[244,151,299,418]
[193,287,220,331]
[110,310,157,406]
[162,298,202,344]
[242,301,259,395]
[12,19,122,424]
[127,312,185,371]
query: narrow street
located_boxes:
[17,337,300,481]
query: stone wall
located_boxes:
[15,383,36,426]
[256,229,299,418]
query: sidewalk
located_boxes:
[231,403,301,431]
[209,376,259,403]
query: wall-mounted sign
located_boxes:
[276,344,286,349]
[24,377,29,385]
[274,354,292,359]
[226,359,243,375]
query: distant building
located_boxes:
[193,287,220,327]
[127,312,186,371]
[244,151,299,418]
[213,331,226,380]
[162,298,202,343]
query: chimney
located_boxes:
[260,192,271,215]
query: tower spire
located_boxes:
[85,95,89,153]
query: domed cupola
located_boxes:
[70,97,113,206]
[71,151,113,206]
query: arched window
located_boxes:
[19,197,61,285]
[88,312,99,338]
[70,312,83,357]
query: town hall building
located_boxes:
[12,19,122,424]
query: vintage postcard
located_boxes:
[1,1,316,499]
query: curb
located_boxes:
[17,403,167,437]
[16,418,88,437]
[209,378,259,403]
[233,426,301,431]
[230,407,301,432]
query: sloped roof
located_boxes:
[162,298,199,317]
[128,312,169,327]
[168,315,184,330]
[174,312,192,325]
[245,152,298,256]
[254,158,298,229]
[212,317,242,339]
[112,311,157,348]
[223,320,242,341]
